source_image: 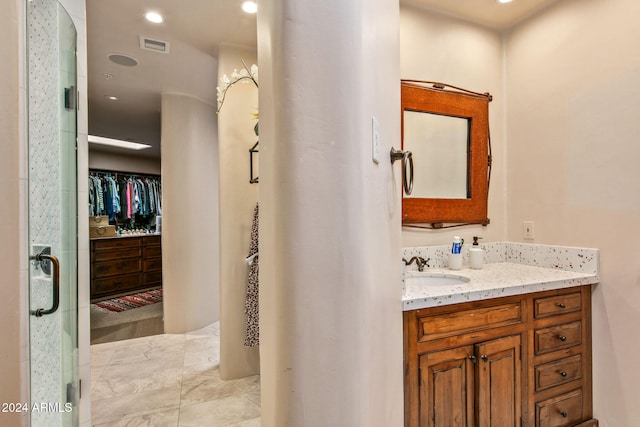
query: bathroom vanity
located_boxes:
[402,243,599,427]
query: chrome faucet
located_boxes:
[402,256,430,272]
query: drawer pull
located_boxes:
[557,303,566,308]
[558,335,567,342]
[560,410,568,418]
[560,371,568,377]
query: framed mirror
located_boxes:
[401,80,492,227]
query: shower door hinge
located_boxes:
[66,381,78,406]
[64,85,76,110]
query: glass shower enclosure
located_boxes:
[26,0,79,425]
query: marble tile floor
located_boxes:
[90,322,261,426]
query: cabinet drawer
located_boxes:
[535,354,582,391]
[92,258,142,278]
[418,302,522,341]
[143,245,162,259]
[534,321,582,355]
[536,388,583,427]
[145,271,162,286]
[92,237,141,251]
[534,292,581,319]
[143,235,161,245]
[91,247,142,262]
[92,273,144,296]
[144,259,162,272]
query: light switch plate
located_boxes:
[372,117,380,164]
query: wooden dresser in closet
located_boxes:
[90,235,162,301]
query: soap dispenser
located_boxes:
[469,236,484,270]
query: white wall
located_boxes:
[217,46,260,380]
[399,6,507,247]
[505,0,640,424]
[257,0,403,425]
[0,1,25,425]
[161,94,220,333]
[88,150,161,175]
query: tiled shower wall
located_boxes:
[27,1,66,426]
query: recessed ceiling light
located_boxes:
[88,135,152,151]
[104,95,119,101]
[242,1,257,14]
[145,11,163,23]
[497,0,513,3]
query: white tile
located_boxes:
[228,418,261,427]
[76,73,88,135]
[78,360,92,426]
[180,373,258,406]
[93,361,183,400]
[78,248,90,306]
[178,395,260,427]
[89,322,261,425]
[91,385,181,422]
[92,408,180,427]
[78,305,90,356]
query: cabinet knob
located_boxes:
[557,303,566,308]
[481,355,488,363]
[469,355,477,363]
[558,335,567,342]
[560,410,568,418]
[560,371,568,377]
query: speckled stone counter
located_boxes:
[402,242,599,311]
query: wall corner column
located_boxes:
[257,0,404,425]
[161,93,220,333]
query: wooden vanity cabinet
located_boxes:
[419,335,521,427]
[404,286,596,427]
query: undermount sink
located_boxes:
[406,272,470,286]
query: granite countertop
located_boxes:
[402,242,599,311]
[402,262,598,311]
[90,232,161,240]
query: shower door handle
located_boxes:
[30,252,60,317]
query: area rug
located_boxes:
[93,289,163,313]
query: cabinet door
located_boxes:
[476,335,521,427]
[419,345,475,427]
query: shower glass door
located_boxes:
[26,1,79,426]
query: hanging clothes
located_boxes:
[88,171,162,221]
[244,203,260,347]
[88,175,104,216]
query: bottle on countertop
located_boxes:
[469,236,484,269]
[448,236,463,270]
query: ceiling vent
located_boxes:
[139,36,170,54]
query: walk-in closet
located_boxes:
[89,167,164,344]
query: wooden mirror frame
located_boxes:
[401,80,492,228]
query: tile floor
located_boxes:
[90,322,261,426]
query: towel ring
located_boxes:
[390,147,414,195]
